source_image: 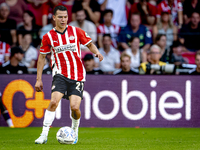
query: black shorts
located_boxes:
[51,74,84,100]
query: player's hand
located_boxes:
[95,53,103,62]
[35,80,43,92]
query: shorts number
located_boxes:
[76,82,84,92]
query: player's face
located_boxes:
[121,56,131,70]
[130,38,140,50]
[0,6,9,19]
[195,55,200,69]
[53,10,68,30]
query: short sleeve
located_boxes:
[76,27,92,46]
[40,34,51,54]
[5,43,10,56]
[177,0,183,11]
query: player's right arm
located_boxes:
[35,34,51,92]
[35,53,46,92]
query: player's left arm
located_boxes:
[86,42,103,62]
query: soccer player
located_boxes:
[0,92,14,128]
[34,5,103,144]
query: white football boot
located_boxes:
[35,134,47,144]
[72,128,78,144]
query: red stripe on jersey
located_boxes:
[73,52,84,81]
[58,52,68,76]
[61,33,67,45]
[49,30,60,47]
[53,51,60,70]
[66,51,75,80]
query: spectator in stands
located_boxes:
[183,0,200,24]
[0,3,17,46]
[19,33,38,68]
[98,0,127,27]
[0,46,28,74]
[83,53,103,74]
[139,44,167,74]
[0,0,27,26]
[157,0,183,28]
[42,0,72,26]
[94,34,120,74]
[97,9,120,48]
[130,0,157,29]
[153,12,177,49]
[69,8,97,44]
[39,17,55,40]
[42,53,52,74]
[118,13,152,62]
[0,41,10,66]
[72,0,101,25]
[155,34,171,63]
[188,50,200,75]
[17,10,41,48]
[179,12,200,52]
[114,52,138,75]
[125,37,141,69]
[170,40,188,66]
[27,0,45,27]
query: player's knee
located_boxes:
[50,99,59,108]
[71,105,79,112]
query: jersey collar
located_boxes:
[54,25,68,35]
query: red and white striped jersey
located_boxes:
[97,24,120,48]
[40,25,92,81]
[0,41,10,65]
[157,0,183,25]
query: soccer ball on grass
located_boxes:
[56,126,76,144]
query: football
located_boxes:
[56,126,76,144]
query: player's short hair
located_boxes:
[0,2,10,11]
[53,5,68,15]
[120,52,131,61]
[103,9,113,16]
[195,50,200,59]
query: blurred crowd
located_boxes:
[0,0,200,75]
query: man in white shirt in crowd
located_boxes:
[94,34,120,74]
[69,8,97,50]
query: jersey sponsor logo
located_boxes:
[69,36,75,40]
[54,43,76,53]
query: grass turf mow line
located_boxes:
[0,127,199,150]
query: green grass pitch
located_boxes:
[0,127,199,150]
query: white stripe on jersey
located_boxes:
[65,30,72,79]
[72,26,80,58]
[70,51,78,80]
[57,33,63,45]
[48,32,61,74]
[47,32,54,47]
[72,27,86,81]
